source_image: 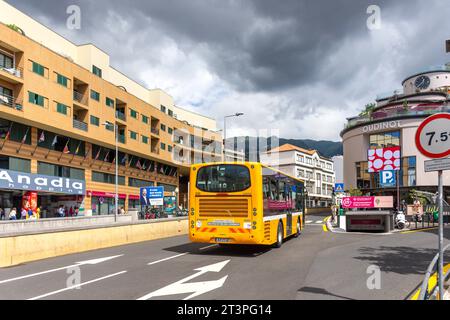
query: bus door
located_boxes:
[284,182,293,236]
[286,210,293,236]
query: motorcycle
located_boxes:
[395,210,407,230]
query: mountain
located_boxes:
[226,136,343,160]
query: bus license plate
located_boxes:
[215,238,231,243]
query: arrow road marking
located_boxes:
[137,260,230,300]
[0,255,123,285]
[27,270,127,300]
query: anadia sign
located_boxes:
[0,169,85,195]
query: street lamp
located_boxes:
[223,113,244,160]
[102,121,118,223]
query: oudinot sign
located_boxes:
[362,120,401,133]
[0,169,85,195]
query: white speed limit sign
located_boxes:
[415,113,450,159]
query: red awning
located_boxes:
[128,195,140,200]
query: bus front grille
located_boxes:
[198,198,249,217]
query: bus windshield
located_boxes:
[196,164,251,193]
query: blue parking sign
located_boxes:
[334,183,344,193]
[380,170,396,187]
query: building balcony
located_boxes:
[343,104,450,131]
[0,93,23,111]
[116,111,126,122]
[73,119,88,132]
[73,91,88,106]
[118,135,126,144]
[151,127,160,135]
[0,65,23,84]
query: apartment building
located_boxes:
[260,144,335,208]
[0,1,222,216]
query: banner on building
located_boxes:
[368,147,401,173]
[342,196,394,209]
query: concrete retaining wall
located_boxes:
[0,218,189,267]
[306,207,331,215]
[0,215,134,236]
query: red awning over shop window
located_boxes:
[87,191,127,199]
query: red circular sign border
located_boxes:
[415,113,450,159]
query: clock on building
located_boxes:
[414,75,431,90]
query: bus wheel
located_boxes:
[294,218,301,238]
[274,222,283,248]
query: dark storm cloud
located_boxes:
[5,0,450,140]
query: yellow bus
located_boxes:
[189,162,306,248]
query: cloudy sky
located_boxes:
[6,0,450,141]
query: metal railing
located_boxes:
[408,205,450,230]
[418,243,450,300]
[73,91,88,105]
[73,119,88,132]
[0,93,23,111]
[0,65,23,78]
[345,105,450,130]
[115,111,126,122]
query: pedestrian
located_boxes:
[69,206,74,217]
[0,207,4,220]
[120,206,125,215]
[21,207,27,220]
[74,206,79,216]
[9,208,17,220]
[36,206,41,219]
[58,205,65,218]
[27,208,34,219]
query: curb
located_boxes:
[325,216,394,236]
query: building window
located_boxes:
[402,157,417,187]
[161,143,166,150]
[28,91,46,107]
[0,52,13,69]
[106,97,115,108]
[32,61,45,77]
[369,131,400,149]
[168,145,173,152]
[105,121,114,132]
[56,73,69,88]
[92,171,125,185]
[38,162,85,180]
[129,178,154,188]
[168,127,173,134]
[92,65,102,78]
[56,102,68,115]
[90,90,100,101]
[130,131,137,140]
[161,124,166,132]
[0,156,31,173]
[90,115,100,126]
[130,109,138,119]
[160,105,166,113]
[142,115,149,124]
[142,135,148,144]
[168,109,174,117]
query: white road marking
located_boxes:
[199,244,218,251]
[315,220,323,224]
[306,220,313,224]
[27,271,127,300]
[138,260,230,300]
[0,255,123,285]
[147,253,188,266]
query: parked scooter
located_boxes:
[395,210,407,230]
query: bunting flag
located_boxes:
[147,161,153,172]
[70,141,82,163]
[84,145,91,160]
[142,161,147,171]
[94,147,102,161]
[121,154,127,166]
[136,159,142,170]
[63,140,70,154]
[38,131,45,143]
[51,135,58,147]
[103,150,110,162]
[16,127,30,153]
[33,131,45,155]
[1,122,13,149]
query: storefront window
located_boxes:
[369,131,400,149]
[129,178,154,188]
[91,197,125,216]
[92,171,125,185]
[0,119,31,145]
[38,162,85,180]
[356,162,370,189]
[0,156,31,173]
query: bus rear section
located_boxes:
[189,163,264,245]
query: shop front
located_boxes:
[87,191,126,216]
[0,168,86,219]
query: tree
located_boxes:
[359,103,376,117]
[348,187,363,196]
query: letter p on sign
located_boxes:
[380,170,396,187]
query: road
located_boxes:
[0,212,449,300]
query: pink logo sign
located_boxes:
[342,196,394,209]
[368,147,401,173]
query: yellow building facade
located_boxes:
[0,8,222,217]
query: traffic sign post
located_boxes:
[415,113,450,300]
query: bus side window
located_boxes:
[263,178,270,199]
[278,180,285,201]
[269,178,277,200]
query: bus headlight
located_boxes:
[196,221,202,228]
